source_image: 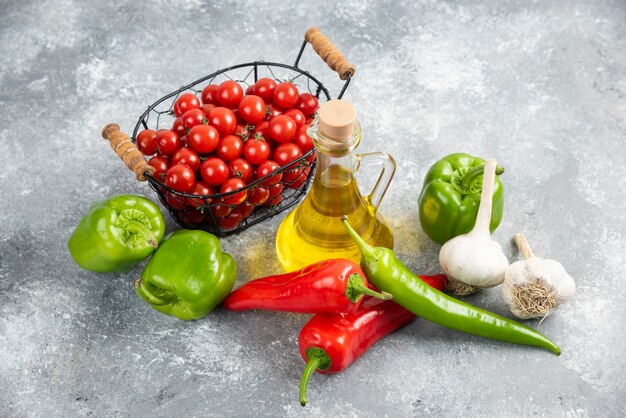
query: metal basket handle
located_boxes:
[303,27,355,80]
[101,123,154,181]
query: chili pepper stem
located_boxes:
[345,273,392,303]
[299,348,331,407]
[341,216,376,259]
[126,220,159,249]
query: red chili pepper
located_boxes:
[297,274,448,406]
[223,258,391,313]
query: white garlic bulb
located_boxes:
[501,233,576,319]
[439,159,509,295]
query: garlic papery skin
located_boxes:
[501,233,576,319]
[439,159,509,295]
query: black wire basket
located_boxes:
[102,27,354,236]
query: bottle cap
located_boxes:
[318,100,356,140]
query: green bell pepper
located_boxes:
[134,229,237,320]
[418,153,504,245]
[68,195,165,272]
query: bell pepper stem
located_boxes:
[299,348,331,407]
[345,273,392,303]
[341,216,376,260]
[460,163,504,193]
[126,220,159,249]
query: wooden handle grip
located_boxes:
[305,27,355,80]
[101,123,154,181]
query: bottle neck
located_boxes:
[308,119,361,187]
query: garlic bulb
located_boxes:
[501,233,576,319]
[439,159,509,296]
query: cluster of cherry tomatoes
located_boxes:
[135,78,319,231]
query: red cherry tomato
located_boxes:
[201,84,219,105]
[295,93,319,117]
[173,93,201,117]
[200,157,229,186]
[165,193,189,210]
[172,147,201,173]
[274,143,303,166]
[294,125,314,153]
[268,183,284,198]
[247,186,270,206]
[254,78,277,103]
[273,82,299,109]
[245,84,255,95]
[285,166,311,189]
[217,80,244,108]
[218,211,243,231]
[148,155,169,181]
[243,138,270,165]
[228,158,253,182]
[269,115,297,143]
[171,117,187,138]
[137,129,158,155]
[216,135,244,162]
[179,208,206,225]
[238,95,266,124]
[200,103,216,118]
[210,202,233,219]
[283,109,306,128]
[264,194,283,207]
[182,108,206,130]
[165,164,195,192]
[252,121,270,141]
[265,103,284,120]
[187,124,219,154]
[232,200,254,219]
[155,130,181,156]
[256,160,282,186]
[187,181,214,208]
[208,107,237,136]
[220,178,247,205]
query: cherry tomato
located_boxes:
[232,200,254,219]
[256,160,282,186]
[182,108,206,130]
[187,124,219,154]
[173,93,201,117]
[155,130,181,156]
[234,123,250,140]
[216,135,244,162]
[201,84,219,105]
[247,186,270,206]
[172,147,201,173]
[269,115,296,143]
[208,107,236,136]
[165,193,189,210]
[187,180,214,208]
[218,211,242,231]
[238,95,266,124]
[179,208,206,225]
[254,78,277,103]
[200,157,229,186]
[268,183,284,198]
[285,166,311,189]
[265,103,284,120]
[200,103,216,118]
[245,84,255,95]
[283,109,306,128]
[295,93,319,117]
[171,117,187,137]
[252,121,270,140]
[274,143,303,166]
[228,158,253,182]
[210,202,233,219]
[243,138,270,165]
[294,125,314,153]
[137,129,158,155]
[165,164,195,192]
[220,178,247,205]
[148,155,169,181]
[217,80,244,108]
[273,82,299,109]
[264,194,283,207]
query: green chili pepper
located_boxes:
[68,195,165,273]
[134,229,237,320]
[341,217,561,354]
[418,153,504,245]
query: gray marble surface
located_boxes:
[1,0,625,417]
